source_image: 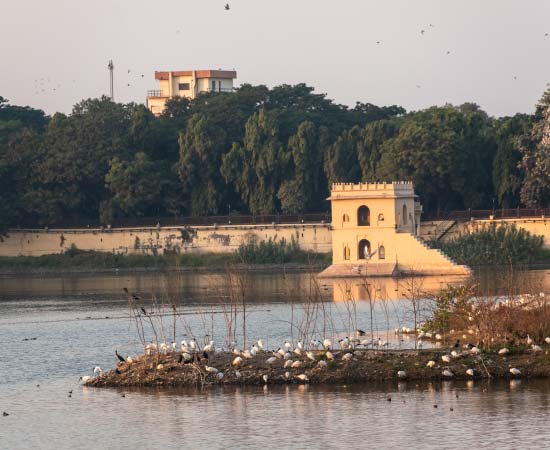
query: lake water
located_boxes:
[1,269,550,449]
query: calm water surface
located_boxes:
[1,269,549,449]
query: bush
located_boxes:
[432,223,547,266]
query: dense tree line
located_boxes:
[1,84,549,232]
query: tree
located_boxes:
[518,89,550,207]
[324,126,362,185]
[357,119,400,180]
[492,114,531,207]
[177,114,228,215]
[221,108,289,214]
[102,152,173,222]
[376,105,497,212]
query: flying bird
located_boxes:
[420,29,425,35]
[225,3,230,10]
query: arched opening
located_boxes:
[358,239,371,259]
[357,206,370,226]
[377,213,384,222]
[342,214,350,223]
[402,204,408,225]
[343,245,350,260]
[378,245,385,260]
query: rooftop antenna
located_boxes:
[108,60,114,101]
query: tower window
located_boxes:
[343,214,350,223]
[178,83,190,91]
[379,245,385,260]
[357,206,370,226]
[358,239,371,259]
[402,204,408,225]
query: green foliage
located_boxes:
[424,285,473,333]
[2,83,550,231]
[433,223,546,266]
[518,88,550,207]
[236,235,327,264]
[376,104,496,211]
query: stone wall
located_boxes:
[0,224,332,257]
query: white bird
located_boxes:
[306,351,316,361]
[203,341,214,353]
[323,339,332,349]
[189,339,198,351]
[297,341,304,351]
[242,350,253,359]
[205,366,218,373]
[257,339,265,349]
[317,360,328,368]
[156,364,164,370]
[532,345,543,352]
[293,348,302,356]
[441,355,451,363]
[284,341,292,351]
[498,348,509,355]
[277,348,286,357]
[284,359,293,368]
[442,369,454,378]
[79,376,92,384]
[216,372,224,380]
[126,356,133,364]
[426,360,436,368]
[526,335,533,345]
[266,356,277,366]
[435,334,443,341]
[326,351,335,360]
[235,371,242,378]
[470,347,481,355]
[283,352,292,360]
[232,348,241,356]
[425,332,433,338]
[397,370,407,379]
[284,371,291,379]
[180,339,188,349]
[509,367,521,376]
[377,338,386,348]
[291,360,303,368]
[296,374,309,382]
[310,339,321,349]
[250,346,258,357]
[545,337,550,345]
[93,366,103,376]
[342,353,353,361]
[232,356,244,367]
[262,374,268,383]
[181,352,192,362]
[466,368,475,376]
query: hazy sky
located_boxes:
[2,0,550,117]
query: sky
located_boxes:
[2,0,550,117]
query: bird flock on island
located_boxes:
[79,327,550,385]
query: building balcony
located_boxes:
[146,90,168,98]
[199,88,234,94]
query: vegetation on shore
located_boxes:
[0,241,331,271]
[2,85,550,235]
[431,224,550,266]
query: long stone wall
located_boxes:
[0,223,332,257]
[2,217,550,258]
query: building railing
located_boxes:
[13,209,550,231]
[199,88,234,93]
[424,208,550,221]
[146,90,167,97]
[14,213,332,230]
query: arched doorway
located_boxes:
[358,239,371,259]
[357,206,370,226]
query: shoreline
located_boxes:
[86,348,550,388]
[0,262,328,277]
